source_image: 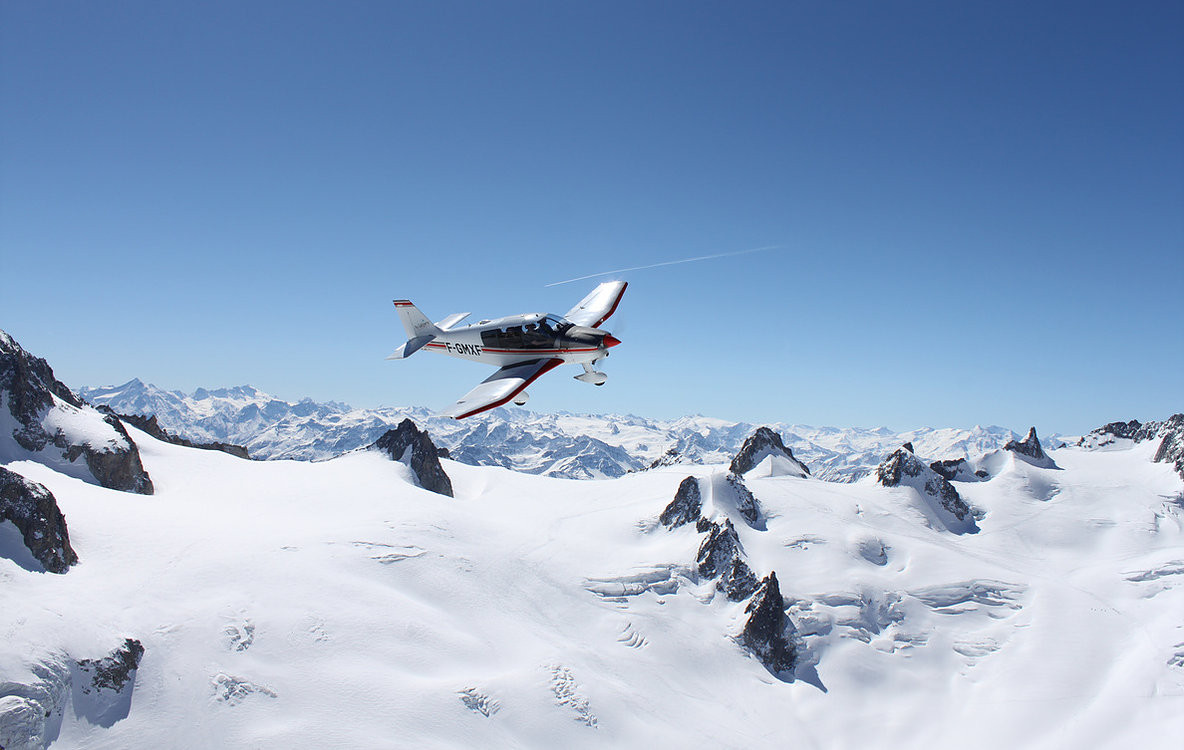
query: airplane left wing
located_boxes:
[438,358,563,419]
[564,281,628,328]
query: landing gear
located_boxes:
[574,363,608,386]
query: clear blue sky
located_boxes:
[2,1,1181,435]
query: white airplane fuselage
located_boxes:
[415,312,619,368]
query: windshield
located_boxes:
[544,315,574,333]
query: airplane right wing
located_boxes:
[438,358,563,419]
[564,281,628,328]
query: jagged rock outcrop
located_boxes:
[1077,419,1161,446]
[729,427,810,478]
[724,472,762,527]
[1076,414,1184,481]
[1003,427,1057,469]
[0,467,77,573]
[648,446,684,470]
[740,572,796,674]
[659,476,702,528]
[875,444,977,533]
[110,411,251,459]
[1,330,153,494]
[1004,427,1045,461]
[372,419,453,497]
[1153,414,1184,481]
[76,639,144,694]
[696,518,758,601]
[72,638,144,728]
[929,458,989,482]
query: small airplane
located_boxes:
[387,281,627,419]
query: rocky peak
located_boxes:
[729,427,810,478]
[696,518,758,601]
[875,445,977,533]
[659,476,702,529]
[0,466,78,573]
[0,329,83,425]
[1004,427,1045,461]
[724,472,762,527]
[740,572,796,674]
[929,457,990,482]
[1,328,153,494]
[372,419,453,497]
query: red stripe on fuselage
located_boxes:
[425,343,599,354]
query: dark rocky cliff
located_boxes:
[0,466,78,573]
[372,419,454,497]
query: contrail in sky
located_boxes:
[544,245,779,287]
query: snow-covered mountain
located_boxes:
[6,331,1184,748]
[79,379,1028,481]
[5,409,1183,748]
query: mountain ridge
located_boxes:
[79,379,1028,481]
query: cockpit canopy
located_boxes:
[480,314,576,350]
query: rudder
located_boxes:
[393,300,440,339]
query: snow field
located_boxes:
[2,429,1183,748]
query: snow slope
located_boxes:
[79,380,1026,481]
[3,427,1182,748]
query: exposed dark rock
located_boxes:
[1,329,154,494]
[697,519,758,601]
[929,458,967,481]
[876,445,977,532]
[729,427,810,477]
[76,639,144,694]
[740,572,796,674]
[929,457,990,482]
[0,331,83,424]
[659,476,702,528]
[648,446,684,470]
[110,410,251,459]
[1004,427,1045,461]
[72,639,144,727]
[902,441,914,453]
[1153,414,1184,482]
[724,472,761,527]
[372,419,453,497]
[68,415,154,494]
[718,555,759,601]
[1077,419,1161,446]
[0,467,78,573]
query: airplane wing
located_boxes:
[438,358,563,419]
[564,281,628,328]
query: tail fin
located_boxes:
[388,300,442,360]
[393,300,441,339]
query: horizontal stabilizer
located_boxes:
[385,334,436,360]
[435,312,471,330]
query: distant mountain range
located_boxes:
[79,379,1032,481]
